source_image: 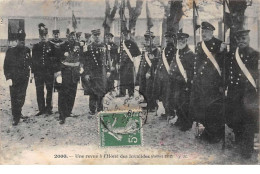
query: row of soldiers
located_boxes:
[4,21,259,159]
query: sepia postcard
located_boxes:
[0,0,259,165]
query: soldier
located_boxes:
[82,29,107,115]
[49,29,64,91]
[138,31,160,111]
[168,33,195,131]
[225,30,259,158]
[4,29,31,126]
[81,33,92,93]
[153,31,176,120]
[189,22,226,143]
[56,31,81,124]
[32,23,54,116]
[104,32,119,92]
[118,29,141,97]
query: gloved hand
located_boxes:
[85,75,90,81]
[107,72,111,78]
[7,79,12,86]
[64,52,69,57]
[146,73,151,79]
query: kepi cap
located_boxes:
[201,22,215,31]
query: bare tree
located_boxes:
[126,0,144,36]
[103,0,119,35]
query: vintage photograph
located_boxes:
[0,0,259,165]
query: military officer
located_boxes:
[118,29,141,97]
[49,29,64,91]
[104,32,119,92]
[32,23,54,116]
[189,22,226,143]
[153,31,176,119]
[138,31,160,111]
[57,31,81,124]
[81,33,92,92]
[225,30,259,158]
[82,29,107,115]
[4,29,31,126]
[168,33,195,131]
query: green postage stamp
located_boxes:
[99,110,143,147]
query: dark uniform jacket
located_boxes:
[153,43,176,101]
[120,39,141,86]
[32,41,54,74]
[59,41,81,83]
[83,42,107,97]
[189,37,224,122]
[138,46,160,97]
[168,45,195,107]
[4,46,31,80]
[225,46,259,133]
[49,39,64,73]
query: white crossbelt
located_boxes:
[162,48,170,74]
[62,62,80,67]
[201,41,221,76]
[176,49,187,82]
[123,41,134,62]
[235,47,257,91]
[144,51,152,67]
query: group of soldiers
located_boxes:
[3,21,259,159]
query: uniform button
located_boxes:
[232,53,234,55]
[205,61,207,64]
[230,67,232,69]
[194,72,197,75]
[239,74,242,76]
[230,71,233,74]
[231,81,233,84]
[237,78,240,80]
[195,57,197,60]
[241,54,243,58]
[245,60,248,62]
[202,66,205,69]
[231,62,233,64]
[166,54,168,56]
[213,43,215,45]
[200,72,203,75]
[168,51,170,53]
[194,62,196,64]
[236,82,238,84]
[174,65,177,68]
[231,76,233,79]
[211,47,213,50]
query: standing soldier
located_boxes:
[49,29,64,91]
[118,29,141,97]
[168,33,195,131]
[104,32,119,92]
[153,31,176,119]
[32,23,54,116]
[190,22,226,143]
[225,30,259,158]
[138,31,160,111]
[81,33,92,93]
[4,29,31,126]
[56,31,81,124]
[82,29,107,115]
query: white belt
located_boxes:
[62,62,80,67]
